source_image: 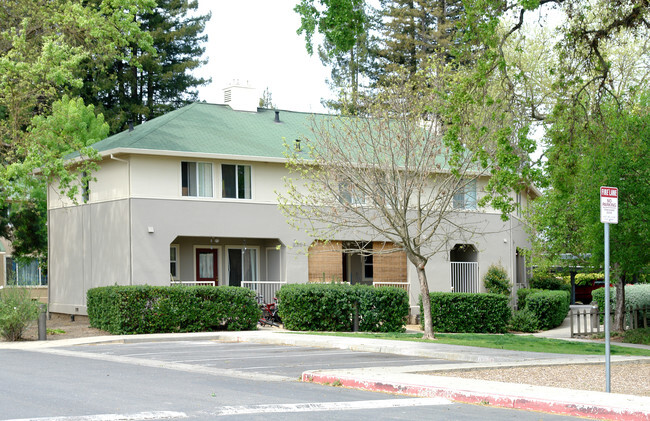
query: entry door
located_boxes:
[228,248,257,287]
[196,249,219,285]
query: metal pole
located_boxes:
[38,304,47,341]
[604,222,611,393]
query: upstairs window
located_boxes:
[339,182,365,205]
[182,162,213,197]
[222,164,251,199]
[453,179,477,210]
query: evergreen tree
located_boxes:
[75,0,210,133]
[378,0,464,78]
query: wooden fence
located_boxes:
[570,305,649,338]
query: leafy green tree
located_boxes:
[295,0,374,113]
[0,0,134,260]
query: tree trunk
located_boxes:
[614,266,626,332]
[417,264,435,339]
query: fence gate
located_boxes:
[450,262,479,293]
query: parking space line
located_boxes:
[2,410,187,421]
[170,350,365,364]
[213,398,452,415]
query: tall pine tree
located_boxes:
[76,0,210,133]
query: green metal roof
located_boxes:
[91,103,320,159]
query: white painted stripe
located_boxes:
[3,411,187,421]
[171,350,363,363]
[213,398,451,416]
[236,358,437,371]
[121,345,293,357]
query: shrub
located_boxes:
[530,272,570,292]
[516,288,543,309]
[87,285,260,334]
[0,287,41,341]
[421,293,511,333]
[509,308,540,333]
[592,284,650,325]
[592,284,650,311]
[276,283,409,332]
[623,327,650,345]
[483,265,511,296]
[525,290,570,330]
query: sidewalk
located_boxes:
[2,327,649,420]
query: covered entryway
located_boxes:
[450,244,479,293]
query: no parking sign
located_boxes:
[600,186,618,224]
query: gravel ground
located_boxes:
[428,362,650,397]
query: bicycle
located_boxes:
[258,296,282,327]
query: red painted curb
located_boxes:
[302,372,649,421]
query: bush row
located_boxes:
[592,284,650,311]
[420,293,511,333]
[276,283,409,332]
[87,285,260,334]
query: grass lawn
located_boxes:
[295,331,650,356]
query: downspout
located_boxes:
[110,154,133,285]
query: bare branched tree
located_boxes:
[279,63,532,339]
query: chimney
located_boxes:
[223,80,258,112]
[274,110,280,123]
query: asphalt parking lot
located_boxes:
[59,340,457,379]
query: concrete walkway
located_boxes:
[2,327,649,420]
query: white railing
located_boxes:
[450,262,479,293]
[373,282,409,293]
[170,280,215,286]
[241,281,287,304]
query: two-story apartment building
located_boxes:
[47,85,537,316]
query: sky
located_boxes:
[193,0,332,113]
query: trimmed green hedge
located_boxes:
[276,283,408,332]
[421,293,511,333]
[517,288,543,309]
[525,290,570,330]
[87,285,260,334]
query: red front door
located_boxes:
[196,249,219,285]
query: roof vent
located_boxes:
[223,80,257,112]
[274,110,280,123]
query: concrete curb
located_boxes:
[3,330,649,420]
[302,369,650,421]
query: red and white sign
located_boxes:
[600,186,618,224]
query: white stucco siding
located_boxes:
[128,155,286,203]
[130,155,180,198]
[48,158,129,209]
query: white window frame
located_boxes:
[221,164,252,200]
[170,244,180,280]
[181,161,214,198]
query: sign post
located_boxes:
[600,186,618,393]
